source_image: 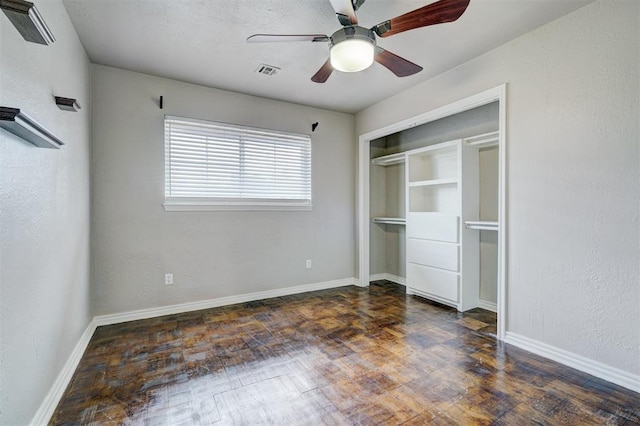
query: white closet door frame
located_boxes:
[358,84,507,341]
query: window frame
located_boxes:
[163,115,312,212]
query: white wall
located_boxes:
[91,65,355,315]
[356,0,639,376]
[479,147,499,304]
[369,144,389,276]
[0,1,92,423]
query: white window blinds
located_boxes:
[164,116,312,210]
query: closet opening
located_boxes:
[358,85,506,340]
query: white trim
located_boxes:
[369,273,386,282]
[369,273,407,286]
[94,278,356,326]
[30,319,98,426]
[358,132,370,289]
[409,287,458,309]
[30,278,640,425]
[358,86,506,143]
[505,332,640,394]
[477,299,498,313]
[32,278,358,424]
[357,84,508,340]
[163,202,312,212]
[497,84,507,342]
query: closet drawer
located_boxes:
[407,263,459,303]
[407,239,459,271]
[406,213,458,242]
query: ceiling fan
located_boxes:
[247,0,471,83]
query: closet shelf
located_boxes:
[408,178,457,187]
[0,107,64,149]
[464,131,499,148]
[465,221,498,231]
[371,152,405,166]
[372,217,406,225]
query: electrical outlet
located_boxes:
[165,273,173,285]
[305,259,312,269]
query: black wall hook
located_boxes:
[312,122,318,132]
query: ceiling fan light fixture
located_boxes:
[329,27,376,73]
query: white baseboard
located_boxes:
[477,299,497,313]
[31,319,98,426]
[504,332,640,394]
[35,281,638,425]
[94,277,357,326]
[369,273,406,286]
[33,277,358,424]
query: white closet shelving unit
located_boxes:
[370,129,500,312]
[405,139,480,311]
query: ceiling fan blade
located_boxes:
[311,59,334,83]
[372,0,470,38]
[374,47,423,77]
[328,0,358,25]
[247,34,329,43]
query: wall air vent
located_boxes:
[255,64,280,76]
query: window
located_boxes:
[164,116,312,211]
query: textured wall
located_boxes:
[356,0,640,376]
[91,65,355,315]
[0,1,92,423]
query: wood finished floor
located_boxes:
[52,281,639,425]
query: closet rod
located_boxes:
[464,131,499,148]
[464,221,498,231]
[371,152,405,166]
[372,217,406,225]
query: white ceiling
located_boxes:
[62,0,593,113]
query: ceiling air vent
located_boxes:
[255,64,280,76]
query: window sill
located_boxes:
[163,201,313,212]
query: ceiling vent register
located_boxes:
[256,64,280,76]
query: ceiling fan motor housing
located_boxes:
[329,26,377,72]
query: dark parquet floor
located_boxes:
[51,281,639,425]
